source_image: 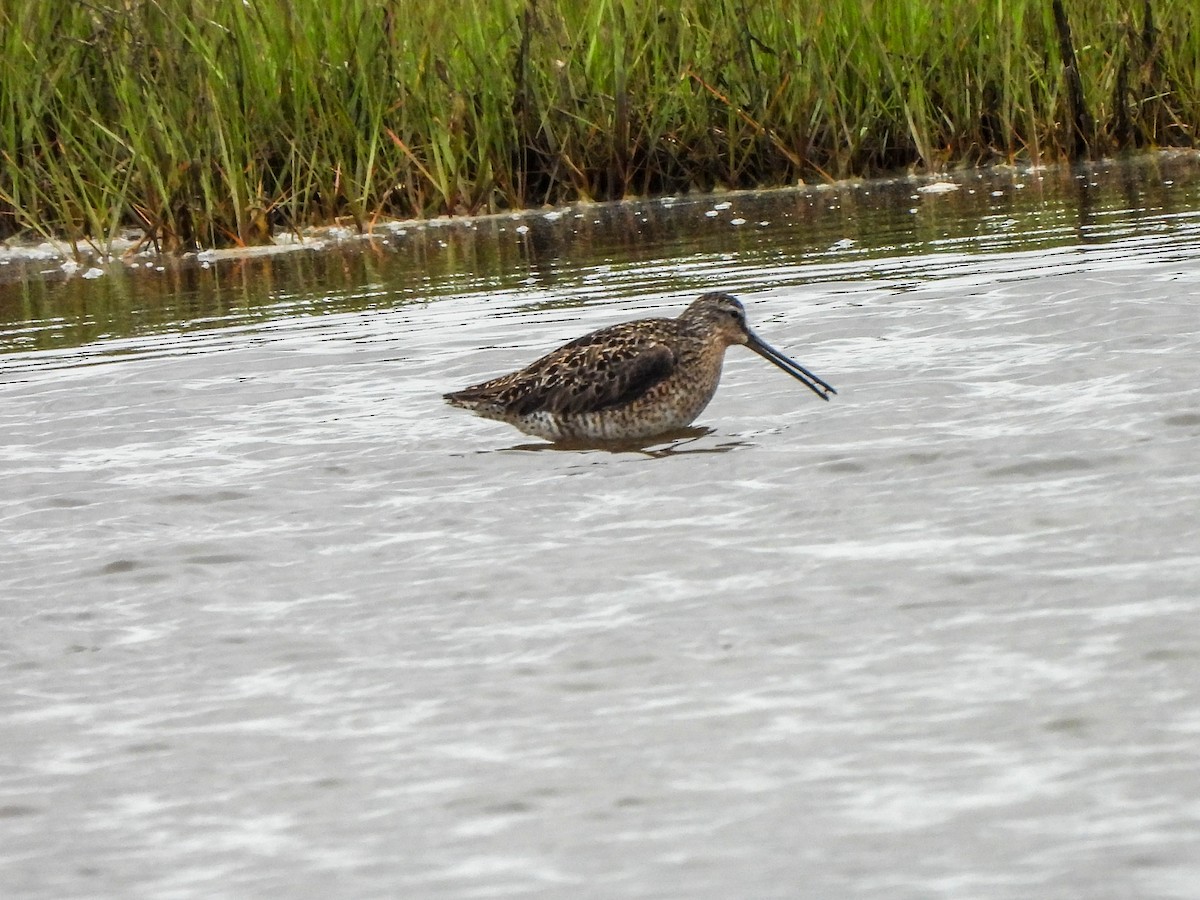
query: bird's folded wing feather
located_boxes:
[508,325,679,417]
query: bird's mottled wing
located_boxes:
[451,320,680,417]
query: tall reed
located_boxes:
[1,0,1197,251]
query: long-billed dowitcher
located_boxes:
[444,292,836,443]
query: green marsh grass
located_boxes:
[1,0,1198,251]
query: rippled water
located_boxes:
[3,155,1200,898]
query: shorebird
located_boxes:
[444,292,836,443]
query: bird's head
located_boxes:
[681,292,752,346]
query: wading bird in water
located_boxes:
[444,292,836,444]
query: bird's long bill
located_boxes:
[746,331,837,401]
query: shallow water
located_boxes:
[3,154,1200,899]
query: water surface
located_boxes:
[3,154,1200,899]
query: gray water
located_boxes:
[3,155,1200,898]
